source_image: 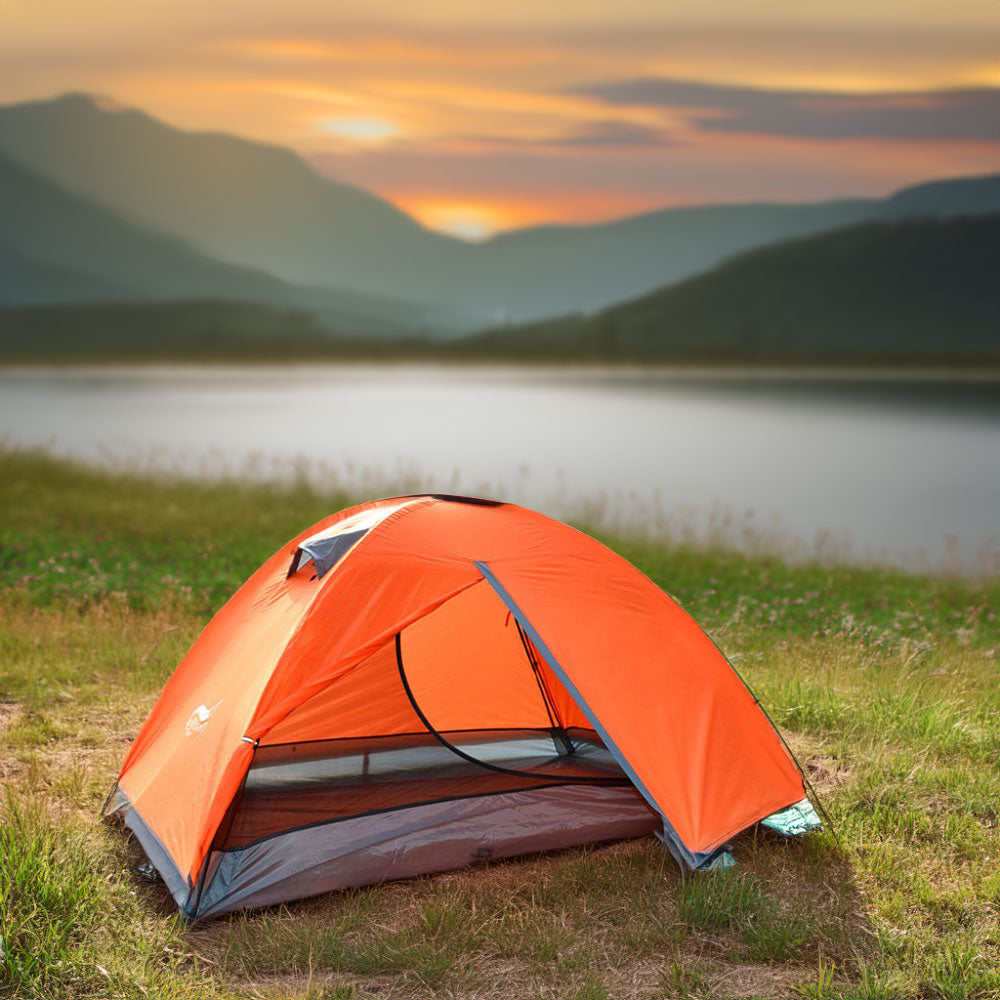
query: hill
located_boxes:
[3,94,998,326]
[0,300,357,360]
[0,152,447,335]
[881,172,1000,218]
[6,215,997,366]
[455,215,1000,365]
[472,199,874,319]
[0,94,466,317]
[472,174,1000,321]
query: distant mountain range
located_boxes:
[4,213,998,365]
[0,152,441,335]
[2,93,1000,332]
[0,95,470,325]
[0,91,998,364]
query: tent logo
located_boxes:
[185,700,222,737]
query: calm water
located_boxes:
[2,364,999,574]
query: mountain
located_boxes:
[454,215,1000,365]
[0,93,465,313]
[471,174,1000,320]
[0,151,448,334]
[6,215,996,365]
[1,94,999,327]
[0,246,131,305]
[471,199,876,319]
[881,173,1000,219]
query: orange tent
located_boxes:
[105,495,819,918]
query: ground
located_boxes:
[1,448,998,999]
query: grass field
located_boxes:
[1,447,999,999]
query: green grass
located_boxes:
[0,792,204,999]
[1,447,999,999]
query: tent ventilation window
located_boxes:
[289,529,368,578]
[288,500,418,578]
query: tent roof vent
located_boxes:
[288,499,418,578]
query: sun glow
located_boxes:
[319,116,398,143]
[409,203,506,241]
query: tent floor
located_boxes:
[196,782,660,917]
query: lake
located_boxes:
[2,364,998,575]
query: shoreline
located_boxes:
[2,444,997,582]
[3,358,1000,385]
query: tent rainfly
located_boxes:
[104,495,821,918]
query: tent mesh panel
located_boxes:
[215,728,628,851]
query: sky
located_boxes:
[3,0,1000,238]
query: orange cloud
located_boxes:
[3,6,1000,236]
[318,127,1000,237]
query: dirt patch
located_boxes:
[805,755,853,797]
[705,961,811,998]
[0,699,25,787]
[0,697,20,735]
[0,757,25,784]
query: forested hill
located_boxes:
[3,214,997,366]
[453,214,1000,365]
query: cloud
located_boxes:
[547,119,674,147]
[575,79,1000,143]
[455,119,675,150]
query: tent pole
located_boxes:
[514,619,575,756]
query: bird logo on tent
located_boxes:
[184,700,222,737]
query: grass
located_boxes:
[1,446,999,999]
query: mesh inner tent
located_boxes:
[215,728,629,851]
[215,575,635,857]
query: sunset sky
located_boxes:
[4,0,1000,238]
